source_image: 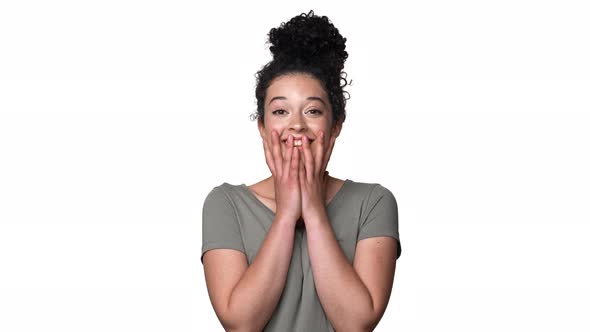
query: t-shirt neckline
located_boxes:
[238,179,351,216]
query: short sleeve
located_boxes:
[358,184,402,259]
[201,186,246,264]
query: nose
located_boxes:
[288,112,307,133]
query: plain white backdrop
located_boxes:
[1,1,589,331]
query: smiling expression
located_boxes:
[258,73,342,162]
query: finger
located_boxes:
[284,134,294,177]
[314,130,325,174]
[290,141,299,179]
[299,147,305,188]
[271,130,283,177]
[321,134,336,173]
[301,136,314,182]
[262,137,276,176]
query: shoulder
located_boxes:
[203,182,244,206]
[346,179,396,202]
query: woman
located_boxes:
[201,10,401,332]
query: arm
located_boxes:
[203,217,296,332]
[304,210,398,332]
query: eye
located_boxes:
[272,109,287,115]
[307,109,323,115]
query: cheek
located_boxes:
[309,141,321,161]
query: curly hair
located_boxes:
[250,10,351,127]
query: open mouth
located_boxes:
[283,139,314,147]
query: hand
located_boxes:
[262,130,302,225]
[298,130,336,221]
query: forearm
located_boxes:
[226,217,296,331]
[305,211,375,332]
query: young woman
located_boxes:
[201,10,402,332]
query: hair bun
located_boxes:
[268,10,348,72]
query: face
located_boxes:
[258,73,342,163]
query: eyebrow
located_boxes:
[268,96,327,106]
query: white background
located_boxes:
[1,1,589,331]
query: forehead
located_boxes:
[266,73,328,103]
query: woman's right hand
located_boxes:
[262,130,302,225]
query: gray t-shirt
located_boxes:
[201,179,401,331]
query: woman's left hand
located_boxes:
[298,130,336,221]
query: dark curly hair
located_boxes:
[250,10,351,127]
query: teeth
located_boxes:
[282,139,312,146]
